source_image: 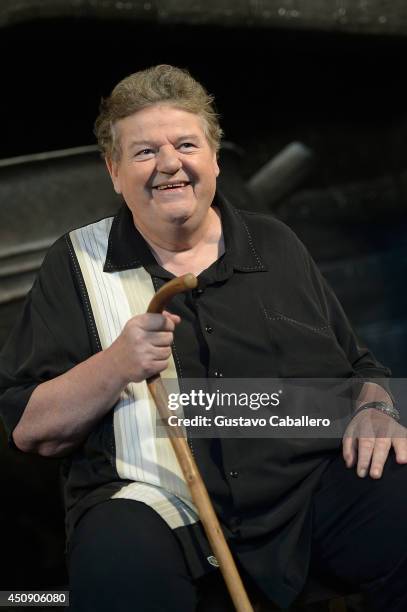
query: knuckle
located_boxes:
[161,348,171,359]
[134,328,144,342]
[132,314,145,328]
[164,319,175,332]
[158,360,169,372]
[375,438,391,448]
[162,332,172,345]
[359,438,375,449]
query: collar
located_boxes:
[103,191,267,275]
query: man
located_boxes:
[0,64,406,612]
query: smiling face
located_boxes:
[106,104,220,244]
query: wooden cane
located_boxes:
[147,273,254,612]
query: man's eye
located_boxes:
[135,148,154,157]
[179,142,196,150]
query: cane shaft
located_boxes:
[147,275,253,612]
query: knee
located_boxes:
[68,500,198,611]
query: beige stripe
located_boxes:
[120,269,192,500]
[71,223,160,484]
[69,218,196,523]
[112,482,198,529]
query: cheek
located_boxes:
[125,174,148,193]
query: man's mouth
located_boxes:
[153,181,191,191]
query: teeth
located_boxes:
[156,182,188,190]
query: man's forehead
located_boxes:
[116,106,206,143]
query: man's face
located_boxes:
[106,104,220,240]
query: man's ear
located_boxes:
[213,152,220,178]
[105,157,122,194]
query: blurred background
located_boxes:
[1,1,406,610]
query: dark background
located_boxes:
[2,16,406,370]
[1,14,407,611]
[2,18,407,181]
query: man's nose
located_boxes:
[156,145,182,174]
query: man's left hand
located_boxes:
[343,408,407,478]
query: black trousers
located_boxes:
[68,453,407,611]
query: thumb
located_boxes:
[162,310,181,325]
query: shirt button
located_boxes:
[229,471,239,478]
[195,288,204,295]
[205,325,213,333]
[214,371,224,378]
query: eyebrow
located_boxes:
[127,134,201,151]
[174,134,201,142]
[127,140,154,150]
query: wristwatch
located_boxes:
[354,400,400,422]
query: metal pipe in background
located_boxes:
[247,142,315,209]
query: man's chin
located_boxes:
[166,212,193,227]
[162,204,195,226]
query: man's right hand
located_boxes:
[12,310,181,456]
[108,310,181,384]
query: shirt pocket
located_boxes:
[262,308,354,377]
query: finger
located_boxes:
[342,432,357,468]
[151,347,172,361]
[144,359,170,379]
[393,438,407,464]
[356,437,375,478]
[141,313,176,332]
[162,310,181,325]
[155,359,170,374]
[369,438,391,479]
[149,331,174,347]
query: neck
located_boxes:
[136,207,224,276]
[136,206,220,251]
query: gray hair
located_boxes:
[94,64,223,160]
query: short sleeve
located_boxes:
[0,235,94,444]
[299,240,393,396]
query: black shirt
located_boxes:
[0,193,391,607]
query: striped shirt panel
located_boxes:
[69,218,199,529]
